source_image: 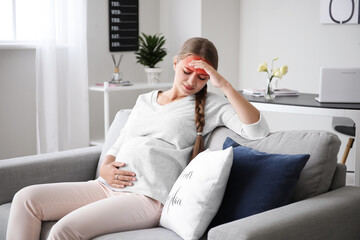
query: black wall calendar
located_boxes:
[109,0,139,52]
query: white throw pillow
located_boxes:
[160,147,233,240]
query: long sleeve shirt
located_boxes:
[97,90,270,204]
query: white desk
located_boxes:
[241,92,360,187]
[89,82,173,142]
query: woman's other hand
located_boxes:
[99,155,137,188]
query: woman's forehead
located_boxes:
[181,55,205,63]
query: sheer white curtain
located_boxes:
[36,0,89,153]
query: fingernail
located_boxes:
[132,178,136,181]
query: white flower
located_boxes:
[273,68,282,78]
[280,65,288,76]
[257,62,268,72]
[257,58,288,81]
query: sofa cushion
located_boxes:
[210,137,309,227]
[160,148,233,240]
[40,223,184,240]
[96,109,132,177]
[206,127,340,202]
[0,203,187,240]
[92,228,184,240]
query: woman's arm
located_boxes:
[189,60,260,124]
[219,81,260,124]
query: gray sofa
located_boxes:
[1,109,360,240]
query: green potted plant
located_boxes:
[135,32,167,84]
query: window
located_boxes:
[0,0,44,42]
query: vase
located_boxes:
[145,68,162,84]
[265,79,275,100]
[109,67,123,84]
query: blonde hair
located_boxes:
[175,37,219,160]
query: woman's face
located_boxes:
[173,55,209,96]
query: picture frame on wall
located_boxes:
[321,0,360,24]
[109,0,139,51]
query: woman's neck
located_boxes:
[157,88,187,106]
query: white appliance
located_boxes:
[316,67,360,103]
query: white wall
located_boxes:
[239,0,360,92]
[238,0,360,170]
[159,0,202,85]
[201,0,240,94]
[159,0,240,95]
[88,0,162,142]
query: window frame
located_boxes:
[0,0,38,49]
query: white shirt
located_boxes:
[99,90,270,204]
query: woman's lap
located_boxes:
[8,181,163,240]
[49,191,163,239]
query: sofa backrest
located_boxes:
[97,109,342,202]
[96,109,132,177]
[206,127,341,202]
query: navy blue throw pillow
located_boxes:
[210,137,310,227]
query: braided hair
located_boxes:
[175,37,218,161]
[191,84,208,160]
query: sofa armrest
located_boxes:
[329,163,347,190]
[209,186,360,240]
[0,145,102,205]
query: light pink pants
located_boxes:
[6,181,163,240]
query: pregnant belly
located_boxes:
[115,137,189,189]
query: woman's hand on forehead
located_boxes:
[188,58,227,89]
[187,59,212,76]
[182,56,210,76]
